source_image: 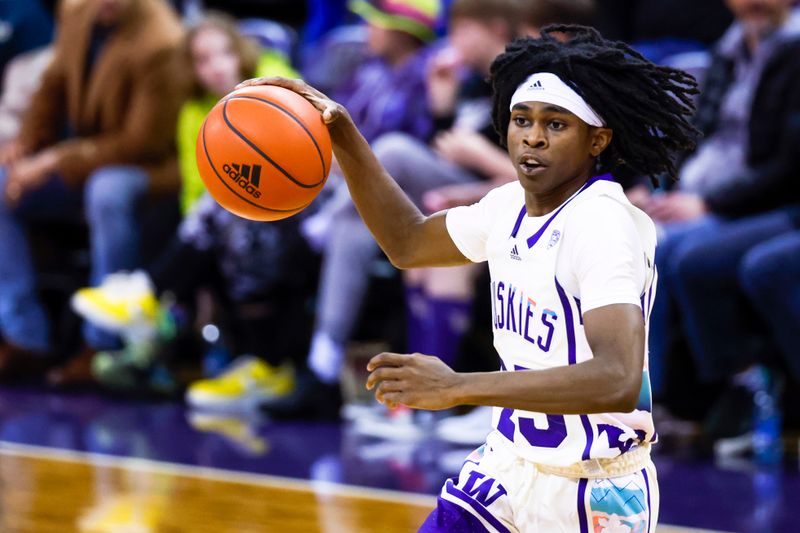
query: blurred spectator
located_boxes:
[260,0,444,419]
[72,194,317,403]
[0,0,54,76]
[596,0,733,61]
[520,0,597,37]
[642,0,800,450]
[0,46,52,146]
[178,11,297,213]
[0,0,188,383]
[740,224,800,381]
[69,12,312,404]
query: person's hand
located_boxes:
[366,352,464,410]
[0,140,29,167]
[4,149,57,206]
[423,182,495,212]
[433,128,494,169]
[646,191,707,222]
[235,76,349,128]
[427,47,462,116]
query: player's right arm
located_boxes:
[236,77,471,269]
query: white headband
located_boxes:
[509,72,605,127]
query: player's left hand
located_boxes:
[366,352,463,410]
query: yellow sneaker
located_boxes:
[71,270,159,333]
[185,356,294,410]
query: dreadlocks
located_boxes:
[490,25,700,183]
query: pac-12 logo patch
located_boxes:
[546,229,561,249]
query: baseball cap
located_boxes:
[349,0,441,42]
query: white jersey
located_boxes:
[446,176,657,467]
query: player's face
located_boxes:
[191,27,242,98]
[506,102,611,196]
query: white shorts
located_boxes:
[420,439,659,532]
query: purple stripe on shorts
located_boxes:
[444,481,512,533]
[577,477,589,533]
[642,467,652,532]
[526,174,613,248]
[419,497,495,532]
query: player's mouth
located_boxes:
[518,154,548,176]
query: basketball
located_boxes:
[196,85,332,221]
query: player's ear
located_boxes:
[589,127,612,157]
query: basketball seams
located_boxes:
[200,119,314,214]
[229,94,329,179]
[222,96,328,188]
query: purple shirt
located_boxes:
[335,49,432,144]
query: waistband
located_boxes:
[534,443,651,479]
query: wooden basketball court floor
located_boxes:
[0,442,724,533]
[2,385,798,532]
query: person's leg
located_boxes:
[0,168,81,354]
[739,229,800,381]
[82,165,149,350]
[648,215,720,397]
[670,209,797,382]
[419,265,478,367]
[309,133,480,384]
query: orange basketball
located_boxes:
[196,85,332,221]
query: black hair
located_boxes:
[490,25,700,183]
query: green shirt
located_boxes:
[177,51,299,215]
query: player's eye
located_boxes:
[512,115,529,127]
[549,120,566,130]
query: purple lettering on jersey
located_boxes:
[491,282,497,328]
[518,414,568,448]
[506,285,517,333]
[496,364,568,449]
[523,301,536,344]
[598,425,648,454]
[496,282,505,329]
[538,310,557,352]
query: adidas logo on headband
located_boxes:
[510,72,606,127]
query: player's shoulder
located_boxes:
[565,186,640,240]
[479,181,524,210]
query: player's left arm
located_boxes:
[366,304,644,413]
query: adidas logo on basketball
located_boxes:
[223,163,262,199]
[510,244,522,261]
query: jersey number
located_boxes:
[497,408,568,448]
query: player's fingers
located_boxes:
[365,367,404,390]
[367,352,411,372]
[376,390,403,409]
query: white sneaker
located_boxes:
[71,270,159,335]
[435,406,493,445]
[352,406,425,441]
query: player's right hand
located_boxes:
[235,77,349,128]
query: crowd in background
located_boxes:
[0,0,797,464]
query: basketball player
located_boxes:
[240,25,698,532]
